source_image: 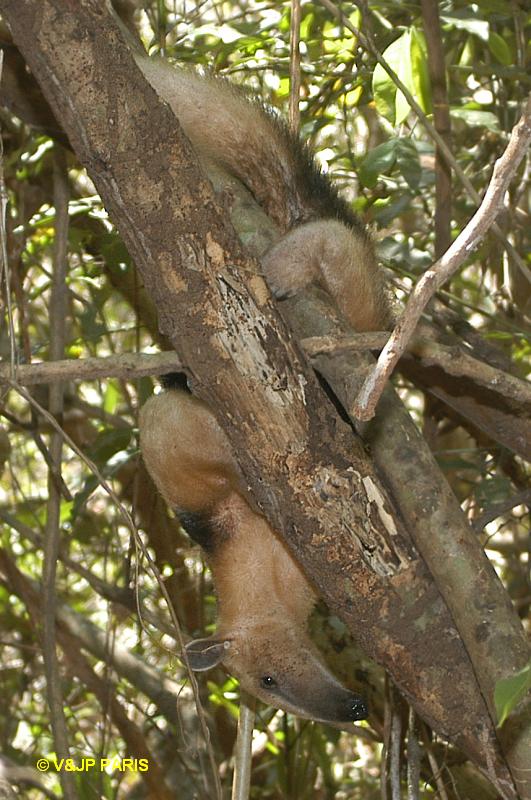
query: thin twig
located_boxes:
[289,0,301,134]
[231,692,256,800]
[0,509,179,640]
[42,146,78,800]
[420,724,450,800]
[60,638,175,800]
[8,379,222,800]
[353,94,531,421]
[406,707,421,800]
[473,489,531,534]
[420,0,452,257]
[0,51,18,374]
[389,690,402,800]
[301,331,531,409]
[5,337,528,412]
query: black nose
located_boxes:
[345,695,368,721]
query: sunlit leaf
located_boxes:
[451,107,499,131]
[372,28,431,125]
[488,32,512,65]
[495,665,531,727]
[441,13,489,41]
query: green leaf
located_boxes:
[372,36,405,124]
[79,305,106,344]
[441,13,489,42]
[488,32,512,66]
[494,664,531,727]
[359,139,398,187]
[372,28,431,125]
[373,193,412,226]
[451,108,500,131]
[103,379,121,414]
[474,475,511,507]
[360,138,421,190]
[89,427,131,464]
[395,139,422,189]
[300,10,314,40]
[71,475,99,519]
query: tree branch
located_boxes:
[353,94,531,421]
[41,147,77,800]
[420,0,452,257]
[0,351,182,385]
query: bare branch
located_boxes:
[6,334,528,413]
[288,0,301,134]
[41,147,77,800]
[420,0,452,257]
[410,338,531,408]
[0,350,182,385]
[231,692,256,800]
[0,51,17,372]
[353,94,531,421]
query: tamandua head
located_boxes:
[185,622,367,725]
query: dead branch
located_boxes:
[353,93,531,421]
[0,351,182,385]
[288,0,301,134]
[303,332,531,409]
[41,147,77,800]
[3,339,528,461]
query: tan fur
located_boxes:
[139,391,367,723]
[210,494,316,630]
[137,58,304,230]
[263,219,388,331]
[140,390,243,513]
[136,55,389,333]
[140,392,315,623]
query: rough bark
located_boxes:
[1,2,528,797]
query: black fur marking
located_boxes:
[209,75,370,238]
[260,104,369,237]
[161,372,190,392]
[176,510,216,551]
[283,122,368,235]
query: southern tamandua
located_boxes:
[138,49,390,724]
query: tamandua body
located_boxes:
[136,53,390,333]
[136,48,389,723]
[140,384,368,724]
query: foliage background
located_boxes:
[0,0,529,798]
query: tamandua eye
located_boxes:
[260,675,277,689]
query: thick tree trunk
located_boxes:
[2,2,528,797]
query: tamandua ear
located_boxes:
[184,637,231,671]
